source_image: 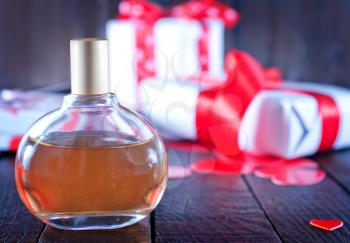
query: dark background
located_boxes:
[0,0,349,89]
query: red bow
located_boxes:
[196,50,266,156]
[171,0,239,28]
[118,0,239,27]
[118,0,165,22]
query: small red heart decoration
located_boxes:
[309,219,344,231]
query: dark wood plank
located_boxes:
[0,155,44,242]
[154,149,281,242]
[244,175,350,242]
[38,216,151,243]
[316,149,350,193]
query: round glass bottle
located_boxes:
[15,39,167,230]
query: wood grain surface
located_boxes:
[1,147,350,242]
[316,150,350,194]
[38,217,151,243]
[154,148,281,242]
[0,155,44,242]
[244,175,350,242]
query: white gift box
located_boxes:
[239,82,350,159]
[106,18,224,109]
[0,90,63,136]
[141,79,350,159]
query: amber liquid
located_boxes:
[16,131,167,218]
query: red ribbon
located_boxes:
[264,67,282,84]
[196,50,265,156]
[118,0,165,83]
[305,91,340,151]
[118,0,164,21]
[171,0,240,28]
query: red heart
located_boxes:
[309,219,344,231]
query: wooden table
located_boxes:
[1,147,350,242]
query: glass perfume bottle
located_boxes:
[15,38,167,230]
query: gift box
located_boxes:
[140,50,265,156]
[0,90,63,138]
[106,0,238,109]
[239,82,350,159]
[107,18,209,109]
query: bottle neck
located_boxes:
[62,93,119,109]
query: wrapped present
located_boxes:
[107,17,203,109]
[140,50,265,155]
[106,0,238,109]
[239,82,350,159]
[0,90,63,136]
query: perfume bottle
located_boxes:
[15,38,167,230]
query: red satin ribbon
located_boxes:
[118,0,164,21]
[284,88,339,152]
[305,91,340,151]
[265,67,282,83]
[118,0,163,83]
[198,22,210,73]
[196,50,265,155]
[171,0,240,28]
[135,23,156,82]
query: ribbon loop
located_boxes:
[118,0,164,22]
[196,50,266,155]
[171,0,239,28]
